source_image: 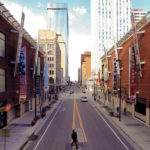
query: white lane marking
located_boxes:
[91,103,129,150]
[33,101,63,150]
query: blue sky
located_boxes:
[1,0,150,80]
[132,0,150,11]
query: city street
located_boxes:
[25,86,135,150]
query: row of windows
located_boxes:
[47,50,54,55]
[40,44,54,49]
[49,64,54,68]
[0,32,5,57]
[48,57,54,61]
[49,70,54,75]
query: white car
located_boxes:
[81,96,88,102]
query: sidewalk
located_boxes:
[0,97,61,150]
[88,93,150,150]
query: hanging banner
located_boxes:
[104,47,109,82]
[33,35,40,77]
[19,46,26,100]
[114,39,120,75]
[131,12,142,76]
[44,63,49,91]
[113,58,118,94]
[14,11,25,77]
[37,57,40,76]
[129,47,136,102]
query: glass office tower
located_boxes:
[47,3,69,81]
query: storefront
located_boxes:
[0,101,8,129]
[0,111,7,129]
[135,97,146,116]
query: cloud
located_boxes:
[1,1,91,81]
[2,1,47,38]
[72,7,87,15]
[68,12,76,25]
[69,29,91,81]
[37,2,43,8]
[68,10,91,81]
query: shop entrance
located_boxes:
[135,97,146,116]
[0,111,7,129]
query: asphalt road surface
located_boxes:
[25,85,135,150]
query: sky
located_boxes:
[1,0,150,81]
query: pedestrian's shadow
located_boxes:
[65,142,88,150]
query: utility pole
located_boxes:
[34,35,40,120]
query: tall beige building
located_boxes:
[38,30,61,93]
[56,34,67,85]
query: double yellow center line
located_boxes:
[72,100,87,142]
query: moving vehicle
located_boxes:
[70,90,74,94]
[82,90,86,93]
[81,96,88,102]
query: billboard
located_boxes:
[44,63,49,91]
[19,46,26,100]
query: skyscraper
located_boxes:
[91,0,131,74]
[47,3,69,82]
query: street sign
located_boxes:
[35,75,40,94]
[1,129,10,137]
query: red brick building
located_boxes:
[81,51,91,87]
[0,3,44,128]
[101,16,150,125]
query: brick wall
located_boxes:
[102,23,150,107]
[0,15,44,107]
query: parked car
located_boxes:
[82,90,86,93]
[81,96,88,102]
[70,90,74,94]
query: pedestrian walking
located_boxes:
[71,130,78,149]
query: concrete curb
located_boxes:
[89,98,143,150]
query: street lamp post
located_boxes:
[116,59,122,121]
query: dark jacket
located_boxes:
[72,132,77,141]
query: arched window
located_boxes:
[48,50,53,55]
[49,77,54,84]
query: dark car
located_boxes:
[82,90,86,93]
[70,90,74,94]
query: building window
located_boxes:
[48,50,53,55]
[0,32,5,57]
[47,44,54,49]
[50,57,54,61]
[50,70,54,75]
[49,77,54,84]
[40,44,45,49]
[0,69,5,92]
[50,64,54,68]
